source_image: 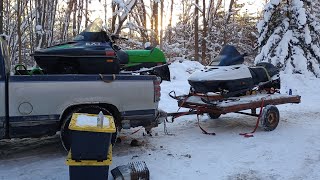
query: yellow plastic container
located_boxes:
[66,146,112,180]
[66,145,112,166]
[68,113,116,161]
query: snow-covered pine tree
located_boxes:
[255,0,320,77]
[313,0,320,20]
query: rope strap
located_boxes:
[99,74,116,83]
[197,111,216,135]
[239,98,265,138]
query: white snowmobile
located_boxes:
[188,45,280,97]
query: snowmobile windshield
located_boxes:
[209,45,244,66]
[83,18,104,32]
[73,18,110,42]
[209,55,226,66]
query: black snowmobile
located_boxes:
[188,45,280,97]
[32,18,170,81]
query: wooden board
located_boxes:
[178,94,301,114]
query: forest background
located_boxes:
[1,0,320,75]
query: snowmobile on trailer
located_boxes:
[188,45,280,97]
[162,45,301,136]
[31,18,170,81]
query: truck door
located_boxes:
[0,37,9,139]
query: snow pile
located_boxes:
[159,60,203,112]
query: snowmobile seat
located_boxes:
[249,63,279,85]
[145,46,155,50]
[249,67,270,85]
[256,62,279,77]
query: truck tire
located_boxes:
[60,105,118,151]
[261,105,279,131]
[207,113,221,119]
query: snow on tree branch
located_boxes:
[255,0,320,77]
[112,0,138,34]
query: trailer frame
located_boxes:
[164,91,301,135]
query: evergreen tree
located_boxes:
[255,0,320,77]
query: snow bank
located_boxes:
[159,60,203,112]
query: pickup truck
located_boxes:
[0,36,162,150]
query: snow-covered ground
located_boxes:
[1,60,320,180]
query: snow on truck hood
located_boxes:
[188,64,252,82]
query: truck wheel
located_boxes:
[60,105,118,151]
[261,105,279,131]
[207,113,221,119]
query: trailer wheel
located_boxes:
[261,105,279,131]
[207,113,221,119]
[60,105,118,151]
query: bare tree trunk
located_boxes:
[111,2,116,33]
[85,0,89,27]
[52,0,58,44]
[104,0,108,26]
[224,0,235,44]
[27,0,34,52]
[36,0,42,47]
[150,0,154,36]
[201,0,207,64]
[168,0,173,44]
[128,14,132,40]
[77,0,83,34]
[41,0,47,47]
[150,0,159,45]
[4,0,10,35]
[0,0,3,34]
[142,0,148,43]
[194,0,199,61]
[182,1,185,48]
[226,0,235,24]
[154,1,159,45]
[17,0,22,65]
[61,0,75,41]
[132,0,148,44]
[73,0,77,37]
[59,5,63,43]
[160,0,164,49]
[49,0,58,46]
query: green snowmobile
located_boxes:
[120,47,170,81]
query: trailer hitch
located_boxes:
[168,90,190,101]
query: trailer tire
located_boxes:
[261,105,279,131]
[207,113,221,119]
[60,105,117,151]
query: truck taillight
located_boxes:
[154,77,161,102]
[105,50,116,56]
